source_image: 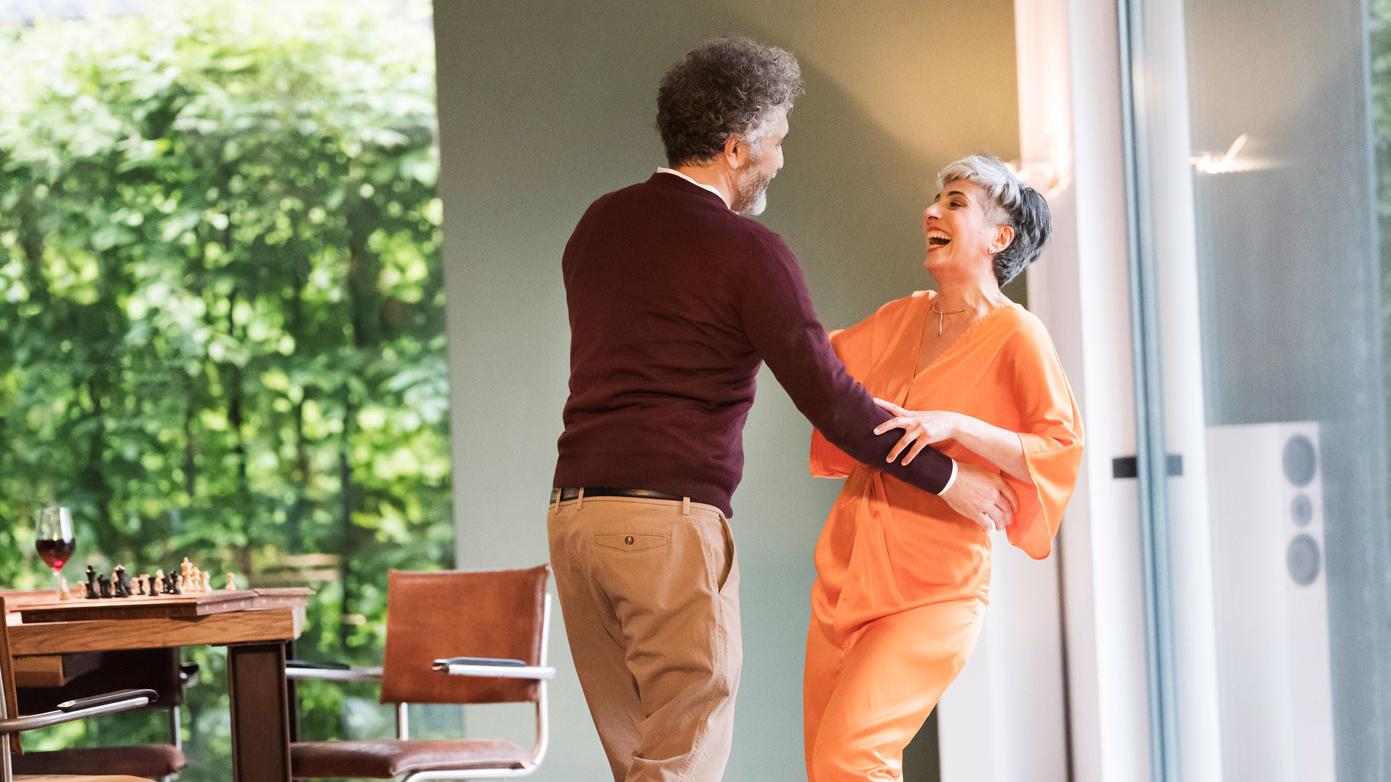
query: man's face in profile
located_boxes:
[734,109,789,217]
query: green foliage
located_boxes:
[0,2,451,778]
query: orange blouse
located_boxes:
[810,290,1084,641]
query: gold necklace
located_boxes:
[930,301,968,336]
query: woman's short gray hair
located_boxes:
[656,37,804,166]
[936,154,1052,286]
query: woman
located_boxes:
[803,154,1084,781]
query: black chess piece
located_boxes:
[97,575,112,599]
[84,566,99,600]
[148,575,158,596]
[113,566,130,598]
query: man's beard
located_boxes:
[734,166,774,217]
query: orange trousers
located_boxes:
[803,598,985,781]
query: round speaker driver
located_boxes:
[1282,435,1317,487]
[1291,494,1313,527]
[1287,534,1321,586]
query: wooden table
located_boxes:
[5,589,309,782]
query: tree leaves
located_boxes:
[0,1,450,775]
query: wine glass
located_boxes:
[34,506,76,593]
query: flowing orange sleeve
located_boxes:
[1003,322,1085,560]
[809,308,880,478]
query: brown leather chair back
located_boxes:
[379,566,548,706]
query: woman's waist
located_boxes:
[817,487,991,570]
[841,469,991,527]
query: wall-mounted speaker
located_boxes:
[1205,422,1335,781]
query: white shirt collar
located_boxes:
[656,167,731,209]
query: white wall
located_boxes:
[433,3,1019,779]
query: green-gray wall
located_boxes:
[433,2,1019,778]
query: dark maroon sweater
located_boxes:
[553,173,953,517]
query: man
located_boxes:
[548,37,1017,781]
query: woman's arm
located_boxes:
[872,399,1030,481]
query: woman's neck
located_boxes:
[933,271,1009,316]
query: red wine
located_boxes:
[36,538,75,571]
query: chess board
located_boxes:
[15,588,312,623]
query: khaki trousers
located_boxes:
[548,494,741,782]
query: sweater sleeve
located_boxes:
[741,233,954,494]
[809,312,878,478]
[1002,322,1086,559]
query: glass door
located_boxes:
[1121,0,1391,779]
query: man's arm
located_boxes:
[738,233,957,494]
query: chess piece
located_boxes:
[84,566,98,600]
[201,571,212,593]
[146,574,158,596]
[190,566,202,593]
[224,572,237,592]
[97,575,112,599]
[58,578,70,601]
[113,565,130,598]
[135,576,145,596]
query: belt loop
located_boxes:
[577,487,585,510]
[549,489,559,513]
[682,496,691,516]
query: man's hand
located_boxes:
[940,462,1018,533]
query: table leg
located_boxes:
[228,641,292,782]
[285,639,300,742]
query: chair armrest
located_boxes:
[59,688,160,711]
[286,660,383,682]
[0,688,156,733]
[432,656,526,668]
[431,658,556,680]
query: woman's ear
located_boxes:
[991,224,1016,255]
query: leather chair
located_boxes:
[0,597,156,782]
[12,649,191,781]
[288,566,555,780]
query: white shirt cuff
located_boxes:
[939,458,959,495]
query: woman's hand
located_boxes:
[872,399,964,466]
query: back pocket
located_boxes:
[594,532,668,552]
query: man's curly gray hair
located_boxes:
[656,37,804,166]
[936,154,1052,286]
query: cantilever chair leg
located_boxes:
[2,733,13,782]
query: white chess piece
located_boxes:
[201,571,212,593]
[58,578,70,601]
[224,572,237,592]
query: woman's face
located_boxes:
[922,178,1007,276]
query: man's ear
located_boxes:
[722,133,747,170]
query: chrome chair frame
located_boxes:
[0,688,158,782]
[286,595,556,780]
